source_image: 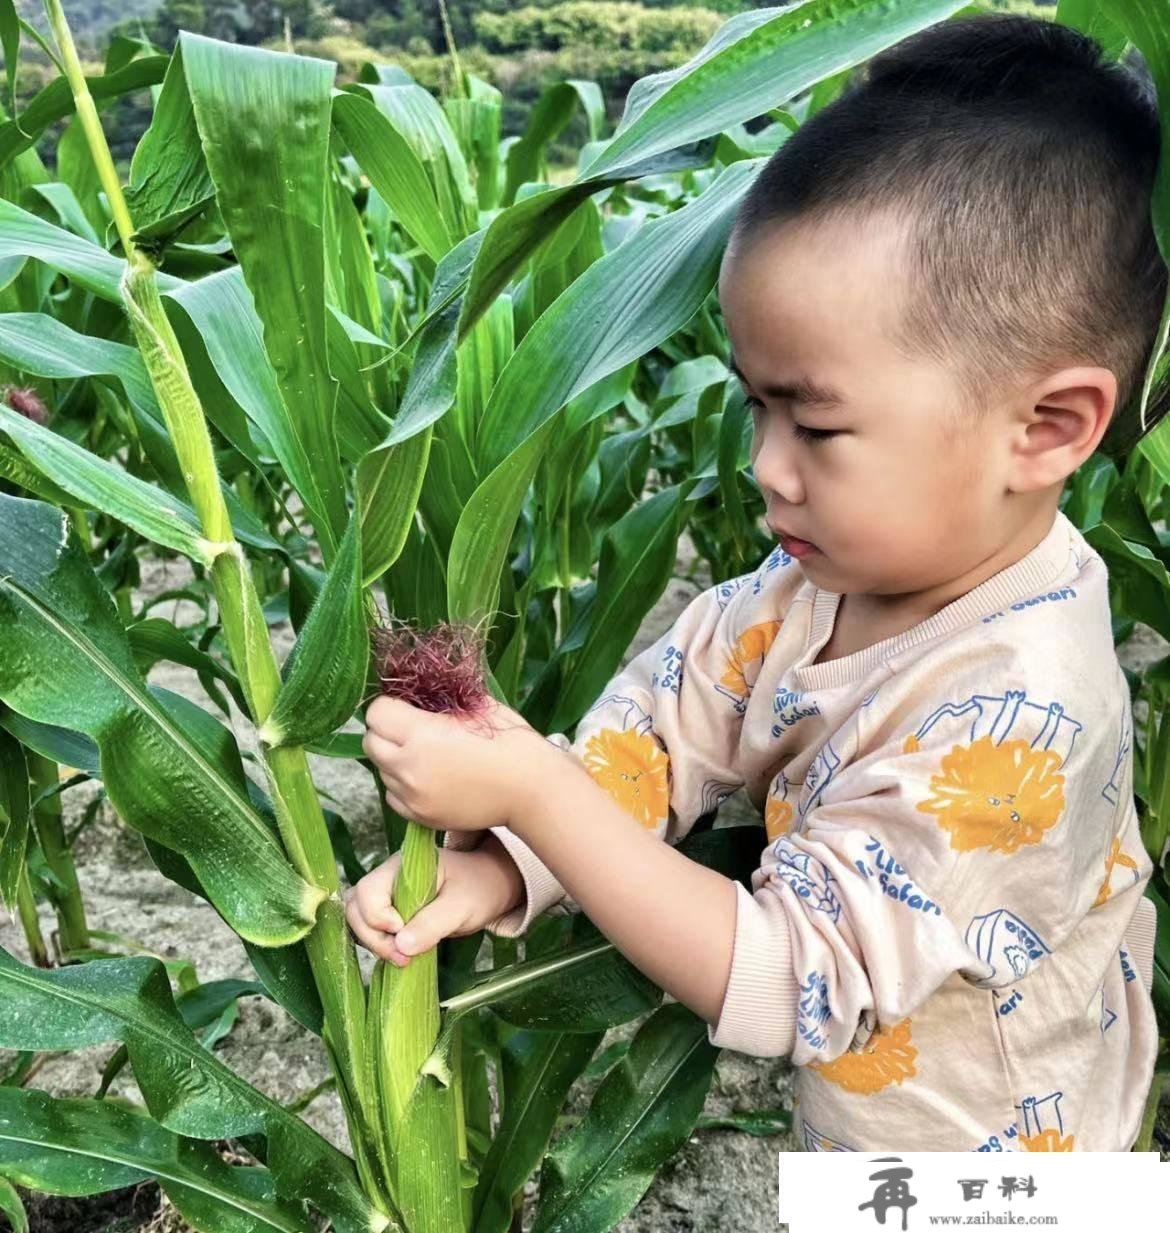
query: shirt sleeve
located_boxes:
[444,550,789,937]
[707,661,1154,1060]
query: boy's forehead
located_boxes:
[718,215,913,373]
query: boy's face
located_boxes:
[717,212,1011,603]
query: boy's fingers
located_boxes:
[364,901,404,933]
[344,896,407,964]
[395,896,468,956]
[352,856,399,907]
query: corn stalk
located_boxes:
[39,0,393,1215]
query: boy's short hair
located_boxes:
[727,13,1167,448]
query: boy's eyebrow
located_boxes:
[728,350,847,410]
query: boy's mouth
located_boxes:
[778,534,819,559]
[769,521,819,557]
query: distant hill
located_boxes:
[15,0,162,51]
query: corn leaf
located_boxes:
[451,0,969,344]
[446,161,753,635]
[1083,524,1170,641]
[438,825,764,1033]
[0,1174,26,1233]
[140,832,325,1038]
[501,79,605,208]
[124,41,215,243]
[0,440,73,505]
[0,948,386,1233]
[178,32,347,554]
[165,267,345,526]
[1095,0,1170,444]
[0,54,168,171]
[0,727,30,914]
[0,401,214,562]
[0,494,323,946]
[0,313,280,552]
[0,198,185,300]
[587,0,970,179]
[0,205,333,535]
[448,415,558,633]
[478,158,753,474]
[542,485,685,733]
[345,80,477,243]
[531,1003,719,1233]
[332,91,454,262]
[0,1087,315,1233]
[0,709,97,776]
[263,511,367,749]
[471,1029,603,1233]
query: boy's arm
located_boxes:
[508,744,747,1026]
[445,549,793,936]
[502,651,1154,1058]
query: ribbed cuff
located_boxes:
[707,880,800,1057]
[1127,895,1158,995]
[438,824,566,937]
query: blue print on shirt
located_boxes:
[981,586,1078,623]
[751,544,793,595]
[797,969,832,1051]
[853,836,943,917]
[771,685,821,738]
[801,1117,856,1152]
[964,908,1051,988]
[1120,945,1137,983]
[911,689,1083,764]
[1097,984,1117,1034]
[767,843,843,923]
[1101,713,1131,808]
[1016,1090,1070,1150]
[580,691,652,737]
[797,738,843,825]
[971,1121,1020,1152]
[715,572,753,611]
[651,642,684,695]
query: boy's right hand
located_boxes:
[342,831,525,966]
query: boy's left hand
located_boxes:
[362,695,551,833]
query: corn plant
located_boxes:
[1,1,1169,1230]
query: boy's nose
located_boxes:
[752,429,804,505]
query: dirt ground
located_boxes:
[1,529,1167,1232]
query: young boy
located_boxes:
[349,13,1162,1152]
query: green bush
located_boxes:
[474,1,724,55]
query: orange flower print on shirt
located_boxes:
[765,796,795,843]
[1092,836,1139,908]
[806,1017,918,1094]
[1020,1128,1076,1151]
[582,727,670,830]
[1016,1090,1075,1150]
[912,734,1065,854]
[721,619,782,698]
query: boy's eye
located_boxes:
[745,395,837,443]
[791,423,837,443]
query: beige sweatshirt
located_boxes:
[445,508,1160,1152]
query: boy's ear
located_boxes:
[1009,365,1116,491]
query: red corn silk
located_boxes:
[2,385,49,425]
[372,615,494,718]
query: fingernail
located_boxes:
[397,931,414,953]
